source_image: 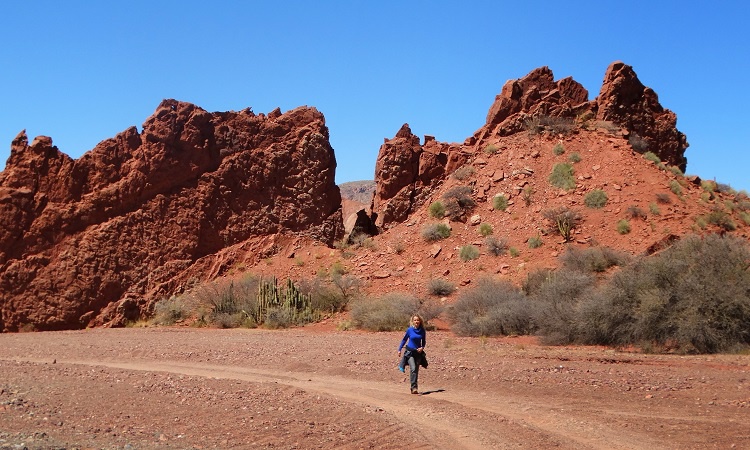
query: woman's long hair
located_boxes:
[410,314,425,329]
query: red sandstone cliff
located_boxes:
[0,100,343,331]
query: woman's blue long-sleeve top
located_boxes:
[398,326,426,351]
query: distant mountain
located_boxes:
[339,180,375,204]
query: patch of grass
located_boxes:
[617,219,631,234]
[509,247,520,257]
[626,205,647,220]
[553,143,565,156]
[484,144,498,155]
[479,223,493,237]
[568,152,582,163]
[548,163,576,190]
[459,245,480,262]
[643,151,661,164]
[522,185,534,206]
[428,201,445,219]
[584,189,608,209]
[669,180,683,196]
[668,166,684,177]
[422,223,451,242]
[528,235,543,249]
[656,192,672,204]
[706,209,737,231]
[492,194,509,211]
[649,203,661,215]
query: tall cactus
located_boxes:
[256,277,314,325]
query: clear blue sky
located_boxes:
[1,1,748,190]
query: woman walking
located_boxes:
[397,314,426,394]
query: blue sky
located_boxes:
[1,1,748,191]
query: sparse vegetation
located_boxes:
[448,278,534,336]
[492,194,509,211]
[479,223,493,237]
[617,219,631,234]
[422,223,451,242]
[569,152,582,163]
[351,293,443,331]
[442,186,475,221]
[669,180,683,196]
[548,163,576,190]
[629,133,649,152]
[643,151,661,164]
[560,246,630,273]
[428,201,446,219]
[525,115,575,135]
[459,245,480,262]
[485,236,508,256]
[522,185,534,206]
[484,144,498,155]
[668,166,684,177]
[626,205,647,220]
[509,247,520,257]
[453,165,475,181]
[427,278,455,296]
[542,206,581,242]
[705,208,737,231]
[528,235,543,249]
[584,189,608,209]
[656,192,672,204]
[649,202,661,215]
[553,143,565,156]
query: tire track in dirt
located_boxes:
[8,357,672,449]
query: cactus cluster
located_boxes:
[255,277,315,325]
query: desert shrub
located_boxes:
[626,205,647,220]
[422,223,451,242]
[649,203,661,215]
[263,307,292,329]
[629,133,649,152]
[492,194,509,211]
[542,206,581,242]
[522,268,554,295]
[443,186,475,221]
[479,223,493,236]
[548,163,576,190]
[584,189,608,209]
[578,234,750,353]
[485,236,508,256]
[568,152,582,163]
[525,115,575,135]
[706,208,737,231]
[152,296,193,326]
[643,151,661,164]
[509,247,520,257]
[528,235,543,249]
[522,185,534,206]
[299,277,350,316]
[448,278,534,336]
[669,180,683,196]
[553,143,565,156]
[428,278,455,296]
[656,192,672,204]
[617,219,631,234]
[668,166,684,177]
[530,270,596,345]
[428,201,445,219]
[484,144,498,155]
[740,211,750,226]
[453,165,475,181]
[459,245,480,262]
[560,246,630,273]
[717,183,735,194]
[351,293,442,331]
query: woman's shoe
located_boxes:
[411,389,419,394]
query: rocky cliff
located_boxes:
[371,61,688,228]
[0,100,343,331]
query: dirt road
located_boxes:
[1,327,749,449]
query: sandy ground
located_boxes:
[1,326,749,450]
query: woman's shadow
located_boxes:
[418,389,445,395]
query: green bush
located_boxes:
[427,278,455,296]
[649,203,661,215]
[577,234,750,353]
[492,194,508,211]
[485,236,508,256]
[706,209,737,231]
[428,201,445,219]
[422,223,451,242]
[448,278,534,336]
[553,143,565,156]
[484,144,498,155]
[669,180,683,196]
[549,163,576,190]
[459,245,480,262]
[584,189,608,208]
[509,247,520,257]
[479,223,493,236]
[643,151,661,164]
[617,219,631,234]
[528,235,543,249]
[568,152,582,163]
[542,206,581,242]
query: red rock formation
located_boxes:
[371,62,688,229]
[0,100,343,331]
[594,61,688,170]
